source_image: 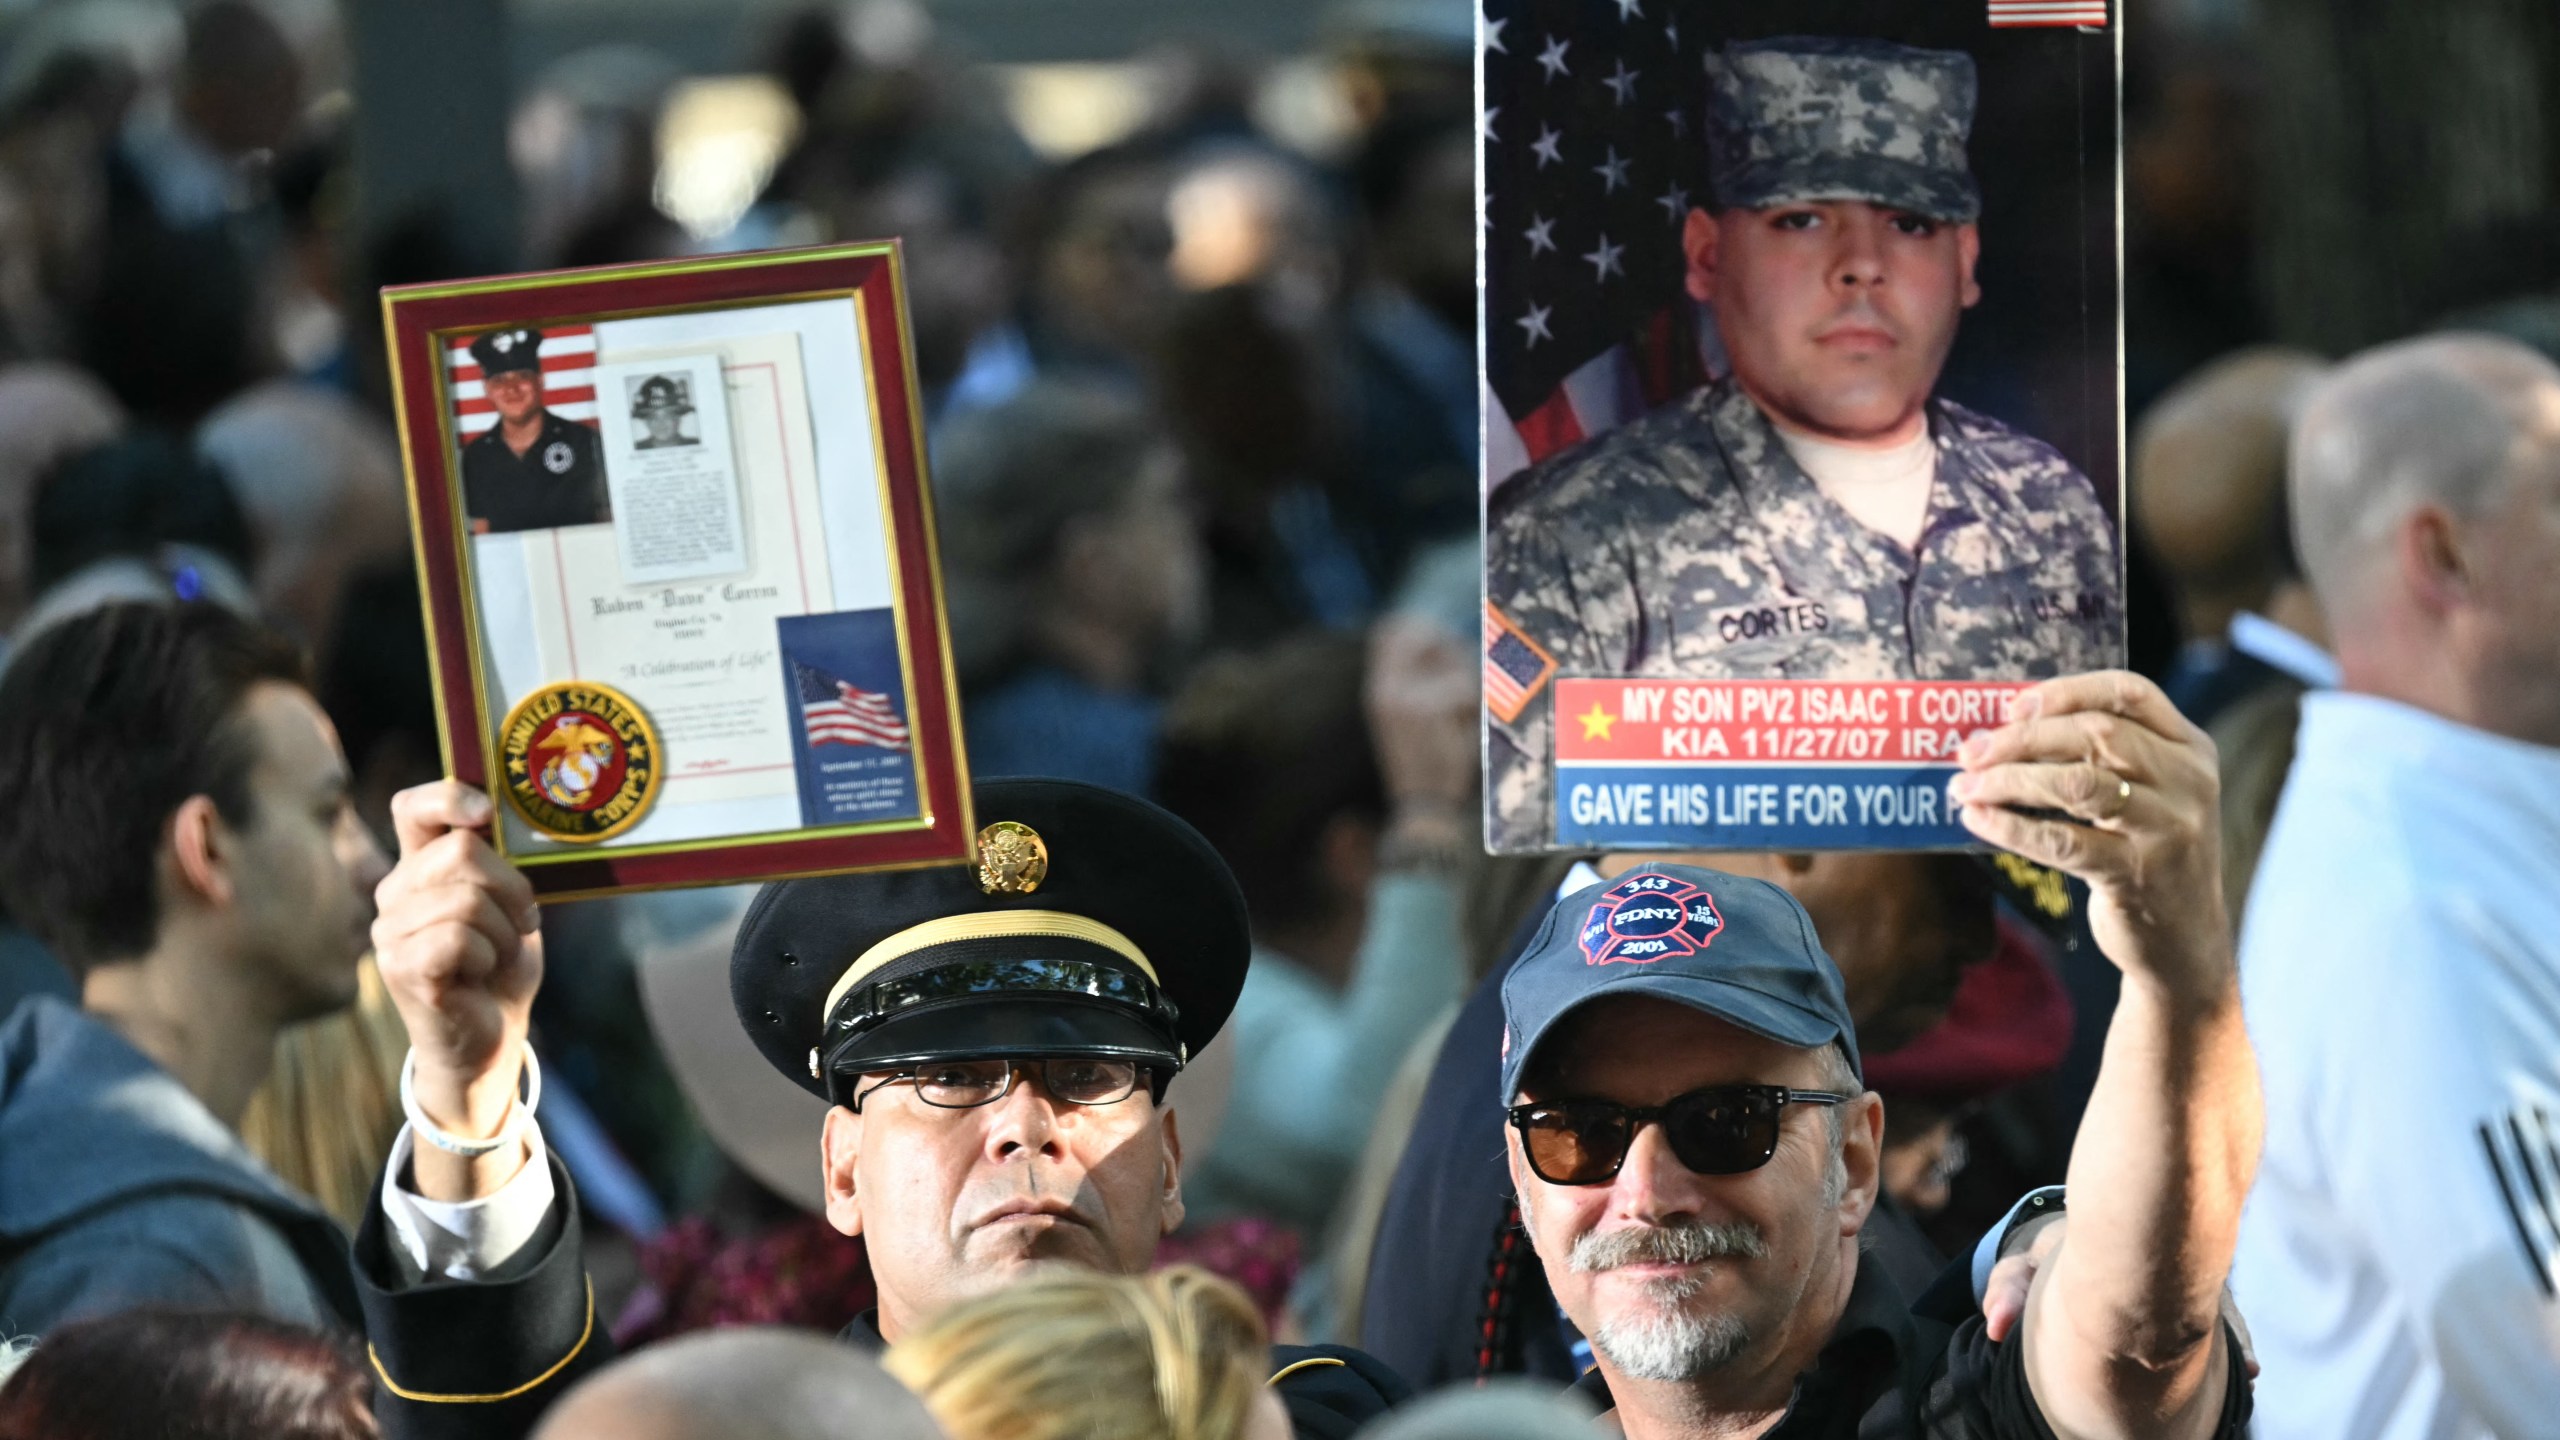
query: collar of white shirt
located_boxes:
[2298,689,2560,800]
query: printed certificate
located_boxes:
[385,245,973,897]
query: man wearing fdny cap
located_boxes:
[1497,673,2256,1438]
[460,326,609,535]
[1486,36,2123,848]
[341,776,1405,1440]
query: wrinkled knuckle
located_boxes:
[2058,766,2101,806]
[441,887,493,928]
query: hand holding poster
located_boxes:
[1480,1,2123,852]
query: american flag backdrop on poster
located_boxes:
[1482,0,1720,492]
[795,660,912,751]
[446,325,600,437]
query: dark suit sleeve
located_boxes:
[357,1153,615,1440]
[1270,1343,1411,1440]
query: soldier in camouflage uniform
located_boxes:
[1486,36,2122,850]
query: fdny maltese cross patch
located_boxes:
[497,680,661,842]
[1579,874,1724,966]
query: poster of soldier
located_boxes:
[386,244,976,897]
[1480,0,2124,853]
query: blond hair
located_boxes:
[883,1266,1271,1440]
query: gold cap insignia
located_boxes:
[976,821,1049,895]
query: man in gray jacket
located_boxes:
[0,601,389,1331]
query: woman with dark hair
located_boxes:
[0,1308,376,1440]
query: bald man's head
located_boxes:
[2290,333,2560,742]
[532,1329,944,1440]
[2133,348,2327,625]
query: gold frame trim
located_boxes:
[383,242,974,893]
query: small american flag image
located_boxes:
[1987,0,2106,28]
[795,661,910,751]
[1484,603,1559,724]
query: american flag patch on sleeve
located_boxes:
[1484,602,1559,725]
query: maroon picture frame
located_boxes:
[382,242,974,898]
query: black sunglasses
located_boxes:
[1505,1084,1855,1186]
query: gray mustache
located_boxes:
[1569,1221,1769,1274]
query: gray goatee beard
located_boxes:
[1570,1220,1770,1383]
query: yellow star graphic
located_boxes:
[1576,703,1618,741]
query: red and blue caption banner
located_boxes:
[1552,678,2031,849]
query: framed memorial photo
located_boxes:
[1479,0,2123,853]
[384,243,973,898]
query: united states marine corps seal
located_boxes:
[497,681,661,842]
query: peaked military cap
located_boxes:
[732,777,1250,1106]
[469,326,544,379]
[1705,35,1982,224]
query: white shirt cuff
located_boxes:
[380,1119,559,1282]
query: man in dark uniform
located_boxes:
[350,777,1407,1439]
[631,375,694,450]
[461,327,609,534]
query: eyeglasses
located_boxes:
[1505,1084,1855,1186]
[852,1058,1147,1112]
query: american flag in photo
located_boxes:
[1483,602,1559,723]
[445,324,600,438]
[1482,0,1721,492]
[1986,0,2106,28]
[795,660,911,751]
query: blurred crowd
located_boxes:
[0,0,2555,1436]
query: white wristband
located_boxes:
[399,1046,541,1159]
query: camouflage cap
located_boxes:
[1705,35,1981,224]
